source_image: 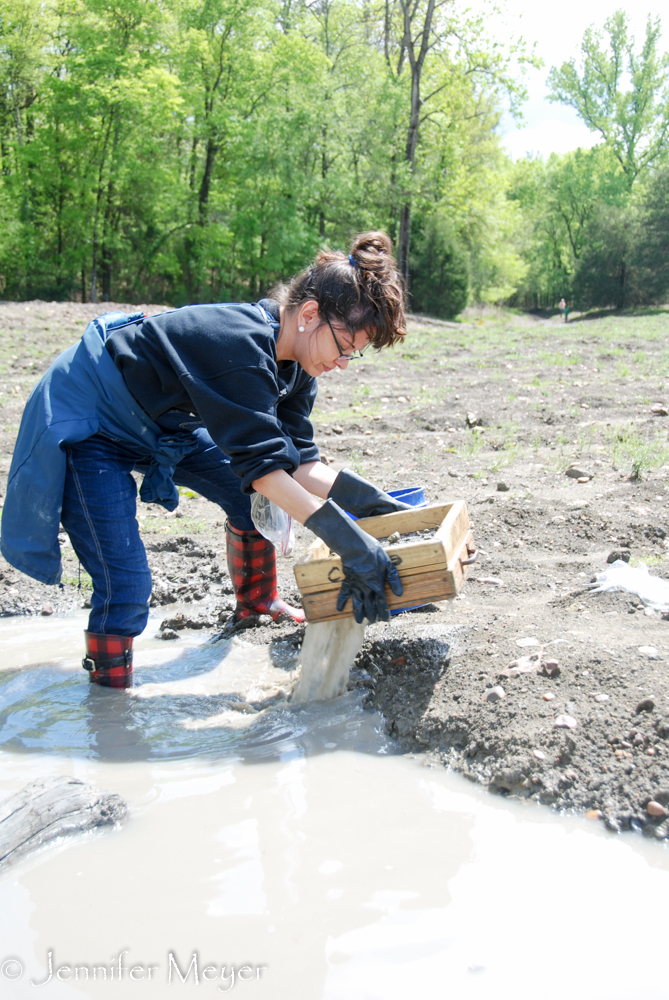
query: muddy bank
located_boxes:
[350,596,669,837]
[3,300,669,837]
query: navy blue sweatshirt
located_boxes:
[105,299,319,494]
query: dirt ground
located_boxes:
[3,299,669,837]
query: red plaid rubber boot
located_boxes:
[82,632,133,688]
[225,522,305,622]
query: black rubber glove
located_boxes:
[327,468,413,518]
[305,499,404,624]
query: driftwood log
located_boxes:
[0,776,127,869]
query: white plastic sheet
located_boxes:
[590,559,669,611]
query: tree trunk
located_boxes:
[398,202,411,289]
[198,137,218,225]
[0,776,126,869]
[396,0,437,295]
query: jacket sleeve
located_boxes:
[180,366,304,494]
[277,371,320,467]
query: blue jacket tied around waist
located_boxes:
[0,312,201,585]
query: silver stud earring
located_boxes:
[298,325,305,333]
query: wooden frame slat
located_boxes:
[294,501,474,623]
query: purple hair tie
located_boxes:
[348,254,356,267]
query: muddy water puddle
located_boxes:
[2,615,669,1000]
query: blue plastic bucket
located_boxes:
[345,486,426,521]
[388,485,426,507]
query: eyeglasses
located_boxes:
[325,316,366,361]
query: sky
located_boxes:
[469,0,668,160]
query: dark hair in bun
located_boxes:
[272,231,406,349]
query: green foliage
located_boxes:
[0,0,531,307]
[635,166,669,303]
[548,10,669,187]
[409,213,469,319]
[510,146,628,308]
[510,10,669,311]
[570,203,641,310]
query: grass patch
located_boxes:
[605,423,669,479]
[144,518,210,535]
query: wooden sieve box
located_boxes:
[294,501,476,624]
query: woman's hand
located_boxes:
[304,499,403,624]
[327,468,412,518]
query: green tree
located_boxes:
[571,203,642,310]
[636,166,669,301]
[510,146,628,307]
[381,0,532,289]
[0,0,535,306]
[409,211,468,318]
[548,11,669,188]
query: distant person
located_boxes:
[558,297,566,319]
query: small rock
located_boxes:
[483,686,505,703]
[397,396,408,404]
[593,693,610,702]
[542,692,555,701]
[161,613,186,631]
[646,800,667,818]
[554,714,578,729]
[448,470,460,478]
[363,449,374,456]
[636,697,656,713]
[541,659,560,678]
[585,809,602,820]
[496,482,509,492]
[577,476,590,484]
[40,605,54,616]
[387,532,401,545]
[651,403,669,416]
[566,466,593,480]
[516,637,540,647]
[332,426,344,435]
[653,820,669,839]
[533,749,546,760]
[638,646,660,659]
[160,628,179,640]
[607,549,631,563]
[466,412,484,428]
[499,652,542,678]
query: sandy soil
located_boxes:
[3,299,669,837]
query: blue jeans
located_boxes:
[61,416,254,636]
